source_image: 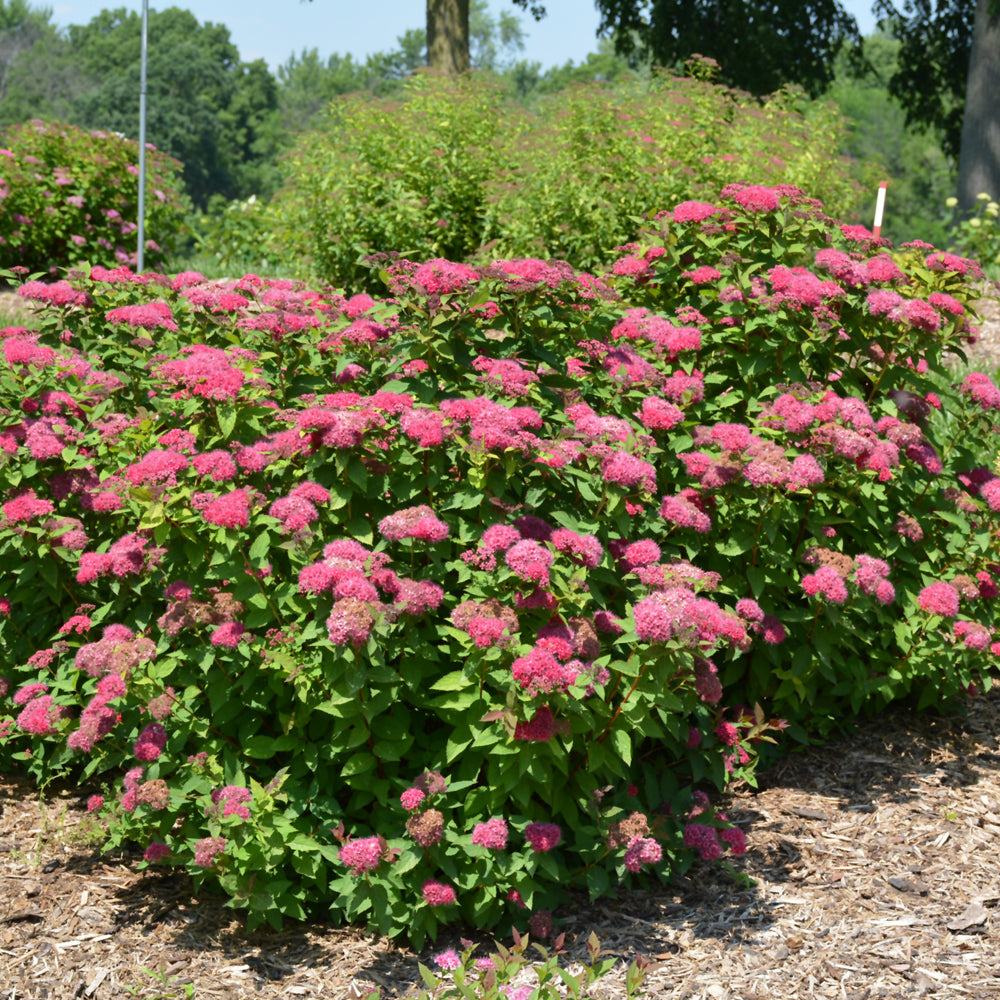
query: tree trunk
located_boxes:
[427,0,470,74]
[957,0,1000,212]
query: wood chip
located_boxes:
[948,902,990,931]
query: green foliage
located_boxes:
[274,70,869,291]
[275,71,520,292]
[948,191,1000,276]
[0,119,187,274]
[409,932,651,999]
[594,0,862,97]
[1,180,997,946]
[184,196,288,279]
[872,0,973,160]
[827,31,955,248]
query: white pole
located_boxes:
[872,180,888,238]
[137,0,148,272]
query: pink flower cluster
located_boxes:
[801,565,848,604]
[378,504,449,543]
[471,817,508,849]
[623,835,662,872]
[524,822,562,853]
[918,581,960,617]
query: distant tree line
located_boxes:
[0,1,632,211]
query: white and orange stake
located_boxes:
[873,180,888,238]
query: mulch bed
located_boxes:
[3,688,1000,999]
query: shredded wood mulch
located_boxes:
[4,688,1000,999]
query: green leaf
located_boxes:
[609,728,632,767]
[430,670,472,692]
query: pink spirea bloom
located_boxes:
[326,598,375,646]
[682,265,721,284]
[511,646,578,695]
[134,722,167,762]
[639,396,684,431]
[899,298,941,332]
[413,258,479,295]
[106,301,178,331]
[96,674,126,700]
[622,538,661,568]
[732,185,781,212]
[144,841,170,862]
[3,488,54,523]
[17,695,58,735]
[434,949,462,972]
[761,615,787,644]
[684,823,723,861]
[961,371,1000,410]
[210,622,247,648]
[513,704,560,741]
[710,422,752,453]
[735,598,764,622]
[918,581,960,617]
[854,554,891,595]
[694,657,723,704]
[472,817,508,849]
[481,523,521,552]
[192,450,237,482]
[13,682,49,706]
[601,450,657,492]
[193,836,227,868]
[378,504,449,543]
[954,619,992,650]
[505,539,553,585]
[720,826,748,854]
[202,489,250,528]
[715,721,739,746]
[624,835,663,872]
[422,879,457,906]
[524,822,562,852]
[87,794,104,813]
[400,787,425,811]
[660,492,711,533]
[340,836,383,875]
[672,200,719,223]
[801,566,848,604]
[550,528,603,567]
[212,785,253,820]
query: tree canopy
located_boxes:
[594,0,862,97]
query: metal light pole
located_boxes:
[136,0,148,273]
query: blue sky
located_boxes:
[48,1,881,74]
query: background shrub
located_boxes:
[0,119,186,276]
[272,70,873,290]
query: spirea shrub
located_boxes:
[0,185,997,943]
[273,71,869,291]
[0,120,186,276]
